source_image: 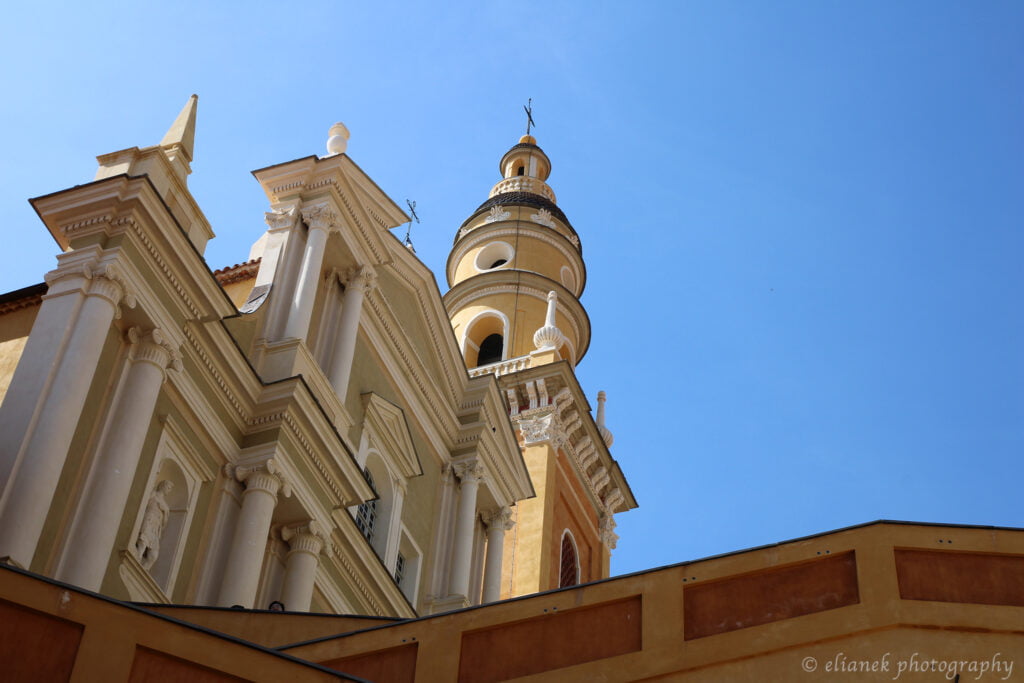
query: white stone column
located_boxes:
[0,263,128,568]
[280,521,326,612]
[328,265,376,402]
[481,507,514,603]
[218,461,288,608]
[282,205,335,341]
[58,328,177,590]
[447,460,484,599]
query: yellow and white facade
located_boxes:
[0,98,632,621]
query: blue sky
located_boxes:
[2,2,1022,576]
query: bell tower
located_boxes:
[445,134,589,369]
[444,128,635,600]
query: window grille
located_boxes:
[395,552,406,585]
[355,468,377,541]
[559,532,579,588]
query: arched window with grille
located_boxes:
[355,467,377,541]
[559,530,579,588]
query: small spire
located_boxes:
[596,391,614,447]
[160,94,198,162]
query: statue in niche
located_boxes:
[135,480,174,570]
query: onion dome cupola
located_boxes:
[444,134,590,371]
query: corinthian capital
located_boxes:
[452,459,485,484]
[342,265,377,294]
[484,507,515,532]
[265,205,298,231]
[301,204,338,232]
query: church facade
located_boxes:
[0,98,1021,682]
[0,95,634,618]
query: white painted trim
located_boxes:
[460,308,511,362]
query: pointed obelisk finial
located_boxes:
[161,94,198,163]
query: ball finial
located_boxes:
[326,122,350,156]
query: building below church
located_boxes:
[0,98,1020,681]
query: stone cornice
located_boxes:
[30,174,236,322]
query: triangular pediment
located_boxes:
[360,392,422,479]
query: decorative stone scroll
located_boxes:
[485,206,511,223]
[530,208,555,228]
[228,458,292,499]
[281,520,327,558]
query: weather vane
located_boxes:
[524,98,536,136]
[403,199,420,252]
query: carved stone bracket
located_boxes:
[604,487,625,513]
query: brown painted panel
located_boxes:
[0,598,83,682]
[321,643,417,683]
[683,551,859,640]
[458,596,642,683]
[128,647,247,682]
[895,549,1024,606]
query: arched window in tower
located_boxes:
[516,165,525,176]
[477,333,503,367]
[355,467,377,541]
[559,530,580,588]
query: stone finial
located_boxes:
[596,390,614,447]
[533,290,564,350]
[326,122,350,156]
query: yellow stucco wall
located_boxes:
[0,304,39,405]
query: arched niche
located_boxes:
[462,310,509,368]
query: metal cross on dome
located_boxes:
[524,98,536,136]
